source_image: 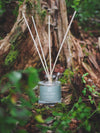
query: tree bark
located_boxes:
[0,0,73,73]
[0,0,100,85]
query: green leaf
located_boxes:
[90,100,94,104]
[74,103,79,108]
[35,115,44,123]
[8,71,22,84]
[86,124,91,132]
[6,117,18,124]
[10,108,17,117]
[88,95,92,100]
[45,117,54,123]
[24,67,39,88]
[52,111,63,116]
[92,85,95,88]
[82,89,86,96]
[83,73,89,77]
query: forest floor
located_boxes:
[20,23,100,132]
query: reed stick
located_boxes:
[51,11,76,75]
[48,15,52,82]
[23,13,50,80]
[31,16,49,76]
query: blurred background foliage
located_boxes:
[0,67,39,133]
[0,0,100,29]
[0,0,24,16]
[65,0,100,28]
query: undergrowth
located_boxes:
[66,0,100,30]
[0,69,100,133]
[0,67,39,133]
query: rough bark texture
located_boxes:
[0,0,100,86]
[0,0,73,74]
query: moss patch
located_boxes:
[4,50,19,66]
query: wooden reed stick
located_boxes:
[48,15,52,82]
[51,11,76,75]
[31,16,49,75]
[23,13,50,80]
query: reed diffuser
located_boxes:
[23,11,76,104]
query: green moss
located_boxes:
[85,52,89,56]
[59,69,74,84]
[41,9,47,20]
[4,26,25,67]
[4,50,19,66]
[82,49,90,56]
[9,27,23,50]
[34,0,47,22]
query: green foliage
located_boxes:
[36,72,100,132]
[82,84,100,104]
[82,73,100,104]
[37,97,100,133]
[0,0,24,16]
[1,68,99,133]
[0,0,6,16]
[41,9,47,20]
[0,67,39,133]
[34,0,41,15]
[34,0,47,21]
[4,50,19,66]
[38,97,94,133]
[35,114,45,123]
[65,0,100,27]
[4,26,24,67]
[59,69,74,84]
[13,6,19,17]
[13,0,24,17]
[82,73,89,83]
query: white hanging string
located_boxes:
[22,13,50,80]
[51,11,76,75]
[48,15,52,81]
[31,16,49,75]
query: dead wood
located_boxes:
[82,62,97,80]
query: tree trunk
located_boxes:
[0,0,100,85]
[0,0,72,73]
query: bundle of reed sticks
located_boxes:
[23,11,76,82]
